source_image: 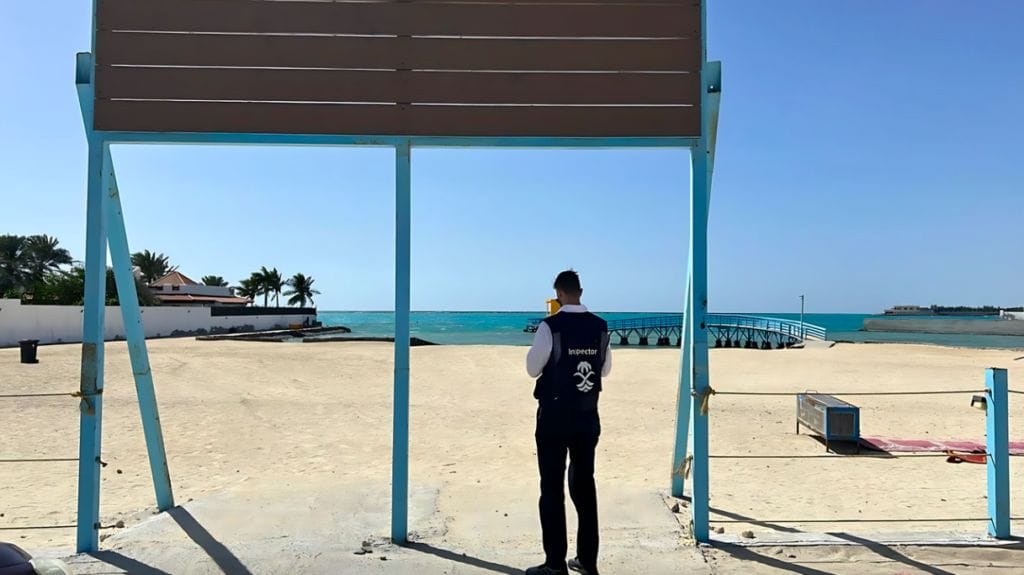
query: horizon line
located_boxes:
[315,309,873,314]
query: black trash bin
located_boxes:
[18,340,39,364]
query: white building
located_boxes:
[0,298,316,347]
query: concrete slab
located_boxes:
[58,477,709,574]
[41,482,1024,574]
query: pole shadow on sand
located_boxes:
[167,507,254,575]
[702,511,1024,575]
[705,504,804,534]
[708,544,835,575]
[406,542,522,574]
[85,550,174,575]
[712,538,959,575]
[79,507,252,575]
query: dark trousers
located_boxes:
[535,406,600,571]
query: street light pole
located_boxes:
[799,294,805,339]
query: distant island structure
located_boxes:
[883,304,1023,317]
[867,304,1024,336]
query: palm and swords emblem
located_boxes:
[574,361,596,392]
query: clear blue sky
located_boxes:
[1,1,1022,313]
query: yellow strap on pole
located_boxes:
[693,386,716,416]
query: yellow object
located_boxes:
[289,323,303,330]
[546,299,561,316]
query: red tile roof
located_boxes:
[150,271,198,286]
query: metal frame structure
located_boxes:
[72,0,718,553]
[67,0,1021,553]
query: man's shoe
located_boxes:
[525,564,569,575]
[567,557,598,575]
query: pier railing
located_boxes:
[525,313,827,342]
[711,314,827,341]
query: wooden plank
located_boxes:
[96,67,699,106]
[94,100,701,137]
[97,0,700,38]
[95,32,700,73]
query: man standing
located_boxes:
[525,270,611,575]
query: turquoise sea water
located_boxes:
[317,311,1024,350]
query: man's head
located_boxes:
[553,269,583,305]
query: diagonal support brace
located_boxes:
[104,166,175,512]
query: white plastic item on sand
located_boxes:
[29,558,71,575]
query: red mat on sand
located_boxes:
[861,436,1024,455]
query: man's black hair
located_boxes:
[553,270,582,296]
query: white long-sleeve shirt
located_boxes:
[526,304,613,379]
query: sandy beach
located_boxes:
[2,339,1023,573]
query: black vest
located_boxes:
[534,311,609,411]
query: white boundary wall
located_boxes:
[0,299,315,347]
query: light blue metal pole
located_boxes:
[672,55,721,500]
[986,368,1010,538]
[688,144,711,542]
[687,0,712,541]
[392,140,412,544]
[76,140,110,553]
[104,167,175,511]
[671,62,720,498]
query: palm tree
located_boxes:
[131,250,177,284]
[284,273,321,308]
[0,234,73,296]
[261,266,285,307]
[249,268,269,306]
[24,235,73,285]
[201,275,228,287]
[234,276,260,305]
[0,235,28,295]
